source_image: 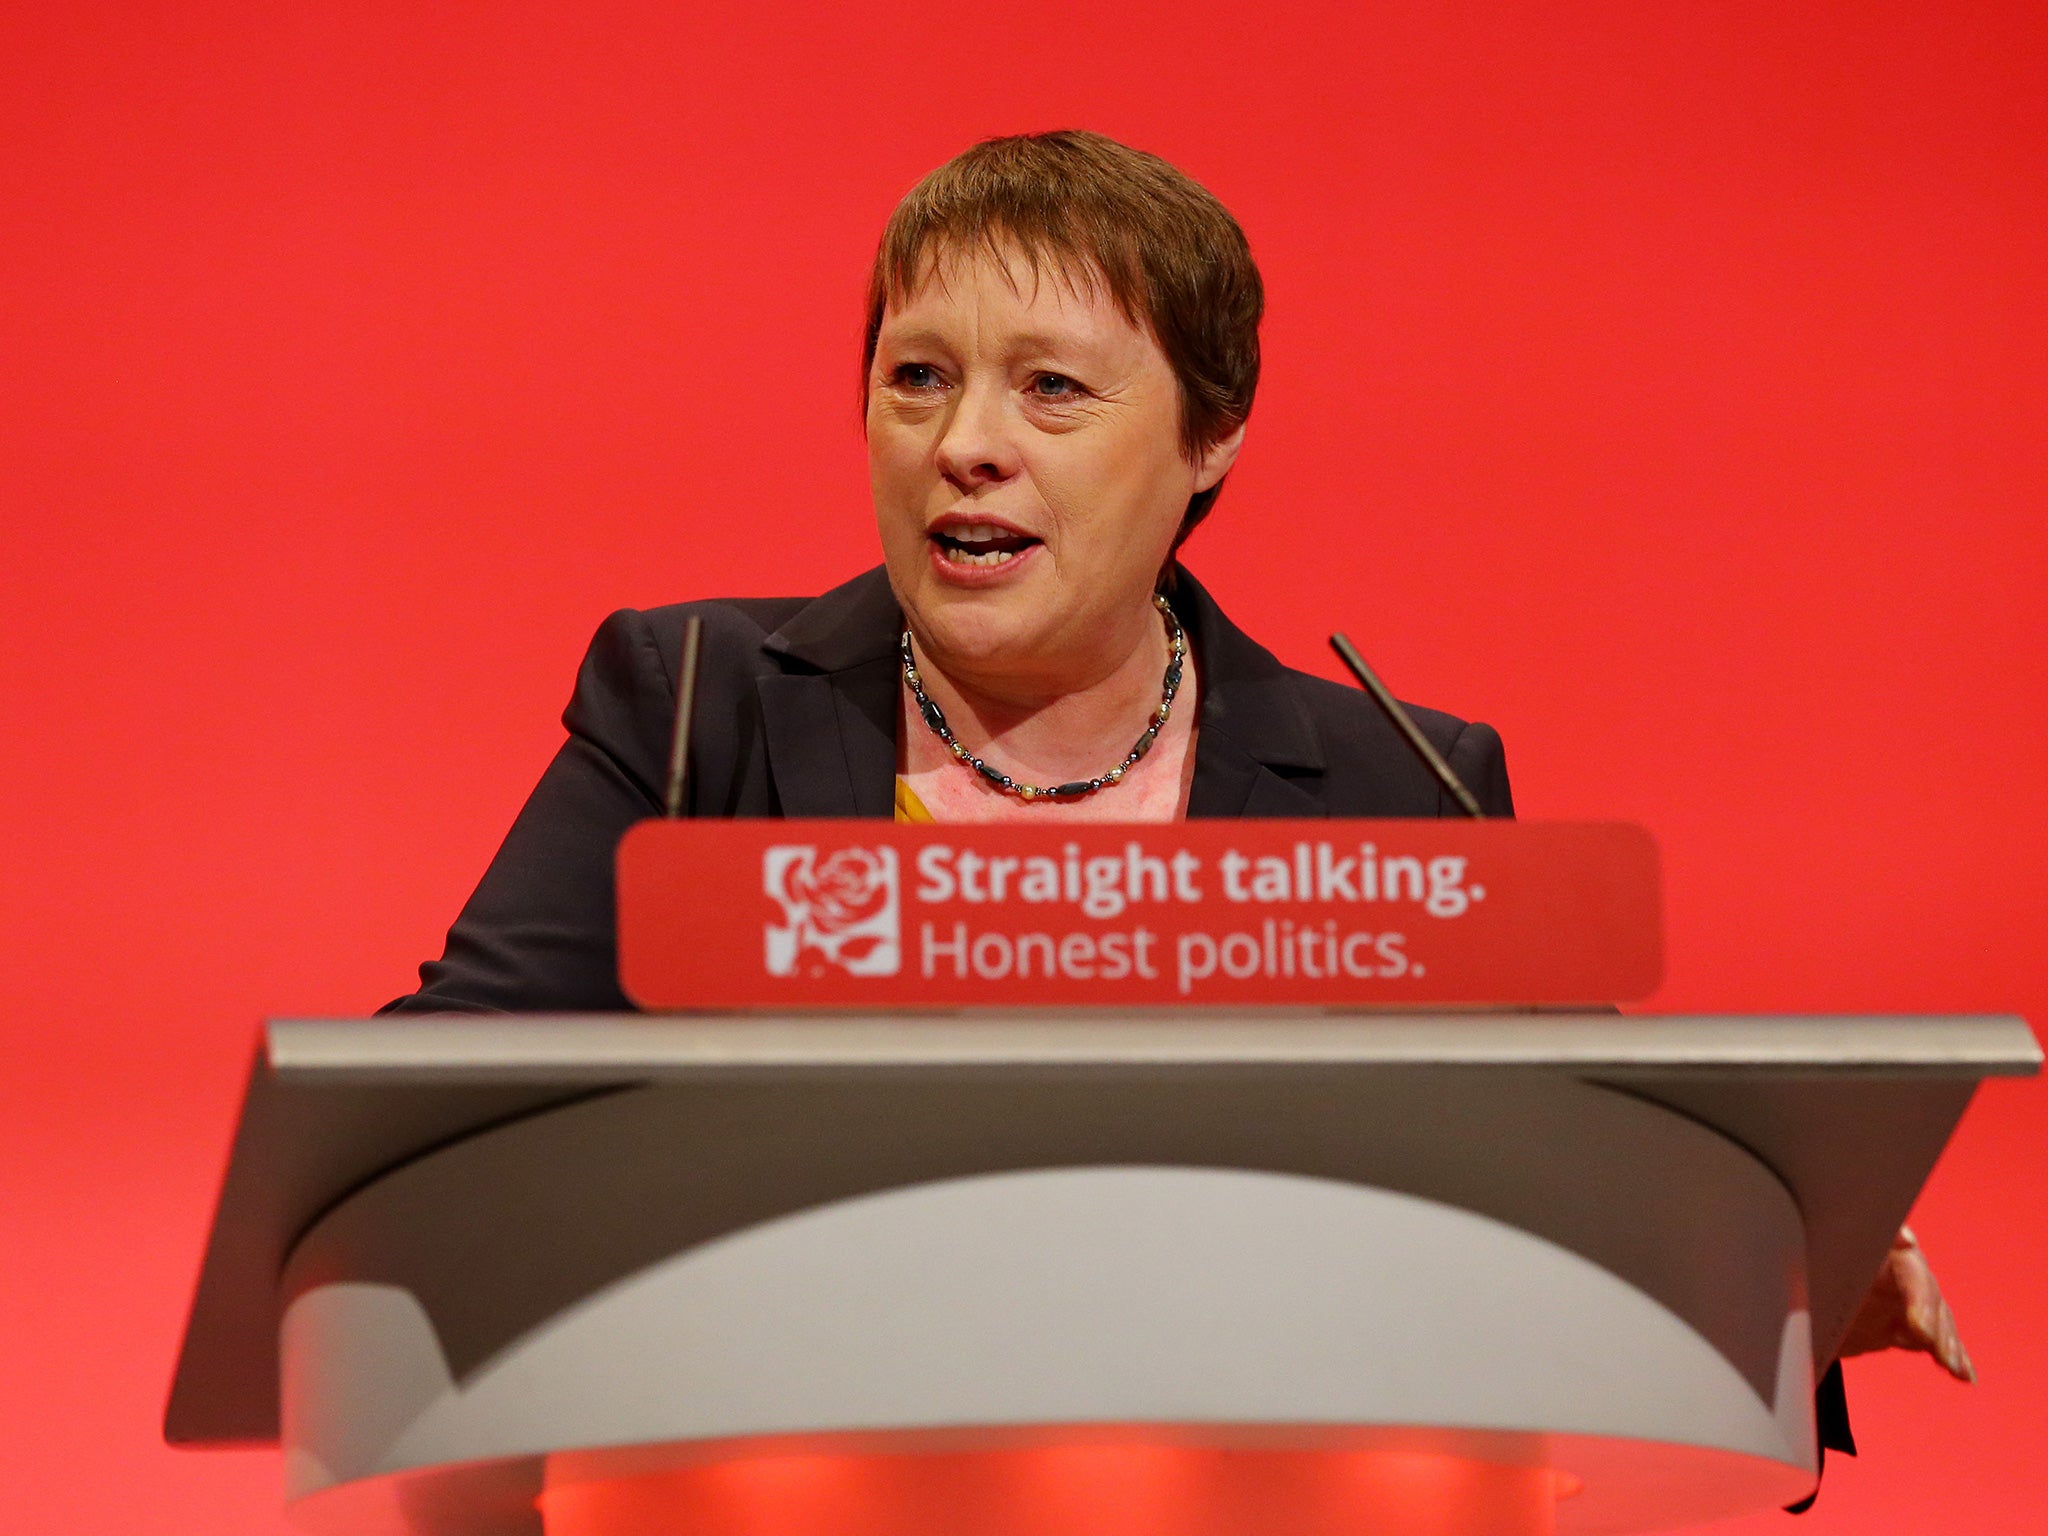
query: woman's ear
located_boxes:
[1193,422,1248,492]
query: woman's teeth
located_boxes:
[944,545,1019,566]
[934,523,1036,566]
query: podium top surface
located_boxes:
[262,1010,2041,1080]
[168,1011,2039,1446]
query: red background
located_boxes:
[2,3,2041,1531]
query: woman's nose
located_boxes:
[933,380,1020,489]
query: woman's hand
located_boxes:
[1838,1226,1975,1382]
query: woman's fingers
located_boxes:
[1901,1250,1975,1381]
[1838,1228,1975,1381]
[1934,1295,1977,1383]
[1900,1255,1942,1344]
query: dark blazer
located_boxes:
[386,564,1511,1014]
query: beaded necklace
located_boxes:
[900,593,1185,803]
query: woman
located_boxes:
[385,129,1967,1439]
[390,131,1511,1016]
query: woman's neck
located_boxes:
[899,599,1200,823]
[911,608,1171,780]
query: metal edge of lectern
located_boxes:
[163,1011,2040,1447]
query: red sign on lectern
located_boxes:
[616,819,1661,1010]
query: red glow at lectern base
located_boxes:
[538,1439,1570,1536]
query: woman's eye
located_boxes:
[891,364,942,390]
[1031,373,1082,399]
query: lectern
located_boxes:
[168,1010,2038,1535]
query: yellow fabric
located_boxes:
[893,776,936,824]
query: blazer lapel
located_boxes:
[1187,723,1325,817]
[1175,567,1329,819]
[758,568,903,819]
[756,674,859,816]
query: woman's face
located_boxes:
[867,244,1241,696]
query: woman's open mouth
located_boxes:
[929,522,1042,568]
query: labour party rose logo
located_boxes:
[763,845,901,977]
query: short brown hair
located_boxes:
[862,130,1263,546]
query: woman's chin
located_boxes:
[909,601,1054,684]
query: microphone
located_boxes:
[1329,632,1486,819]
[663,616,705,818]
